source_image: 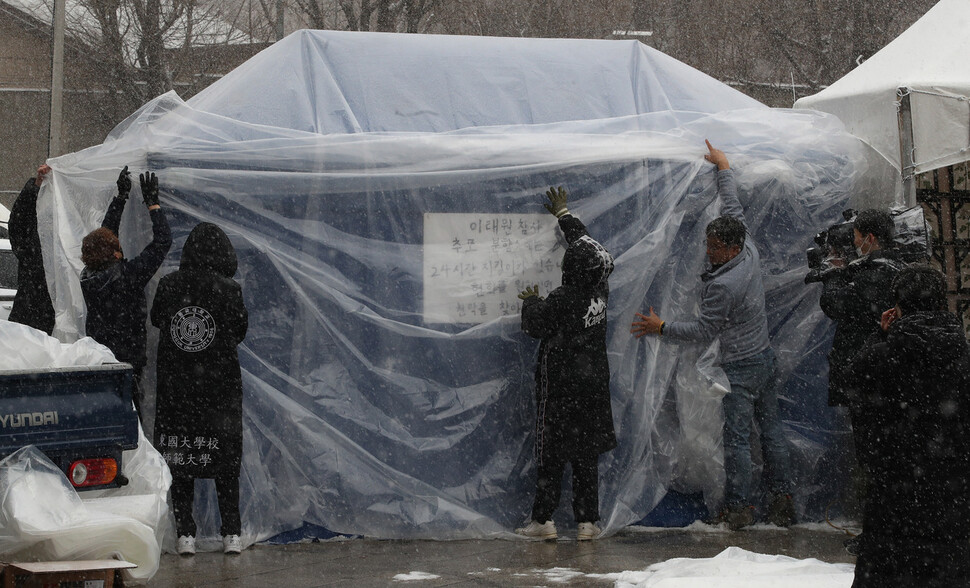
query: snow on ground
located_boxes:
[462,523,862,586]
[392,571,441,581]
[458,547,854,587]
[391,523,861,585]
[598,547,854,587]
[625,520,861,536]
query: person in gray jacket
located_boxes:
[630,140,793,530]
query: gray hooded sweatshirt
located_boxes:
[662,169,771,364]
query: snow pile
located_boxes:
[392,571,441,582]
[607,547,854,588]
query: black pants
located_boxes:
[852,537,970,587]
[531,452,599,523]
[171,473,241,537]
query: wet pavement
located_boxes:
[145,524,856,587]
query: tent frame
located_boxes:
[918,167,970,333]
[897,87,917,206]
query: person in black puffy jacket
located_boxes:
[80,168,171,416]
[151,222,248,556]
[844,266,970,587]
[514,186,616,542]
[8,164,55,334]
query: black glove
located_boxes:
[116,166,131,200]
[544,186,569,217]
[139,172,159,207]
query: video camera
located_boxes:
[805,210,857,284]
[804,205,932,284]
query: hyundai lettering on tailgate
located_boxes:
[0,411,59,427]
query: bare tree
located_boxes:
[60,0,252,116]
[747,0,937,93]
[435,0,632,38]
[283,0,439,32]
[61,0,943,114]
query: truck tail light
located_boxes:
[69,458,119,487]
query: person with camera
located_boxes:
[819,209,904,411]
[817,209,904,552]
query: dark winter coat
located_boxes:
[819,250,903,406]
[80,197,171,370]
[8,178,54,334]
[843,311,970,586]
[521,214,617,462]
[151,223,248,478]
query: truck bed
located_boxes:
[0,362,140,489]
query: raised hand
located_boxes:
[139,171,159,208]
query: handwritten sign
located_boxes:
[423,213,563,324]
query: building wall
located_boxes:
[0,9,117,208]
[0,7,269,210]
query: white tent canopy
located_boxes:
[795,0,970,203]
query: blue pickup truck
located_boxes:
[0,362,140,490]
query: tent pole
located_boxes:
[896,87,917,206]
[276,0,285,40]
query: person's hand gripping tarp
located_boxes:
[544,186,570,218]
[140,172,160,209]
[116,166,132,200]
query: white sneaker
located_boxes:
[576,522,600,541]
[514,520,557,540]
[223,534,242,554]
[176,535,196,556]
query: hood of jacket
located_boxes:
[562,235,613,289]
[180,222,237,278]
[887,310,968,369]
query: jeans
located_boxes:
[721,347,792,507]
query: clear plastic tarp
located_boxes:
[33,31,866,540]
[0,438,169,584]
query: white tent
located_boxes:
[795,0,970,204]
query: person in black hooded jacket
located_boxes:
[820,209,904,409]
[151,222,248,556]
[8,164,55,334]
[843,266,970,587]
[514,186,616,542]
[80,169,171,416]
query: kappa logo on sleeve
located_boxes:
[171,306,217,352]
[583,297,607,328]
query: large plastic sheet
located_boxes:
[33,31,865,540]
[0,439,167,584]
